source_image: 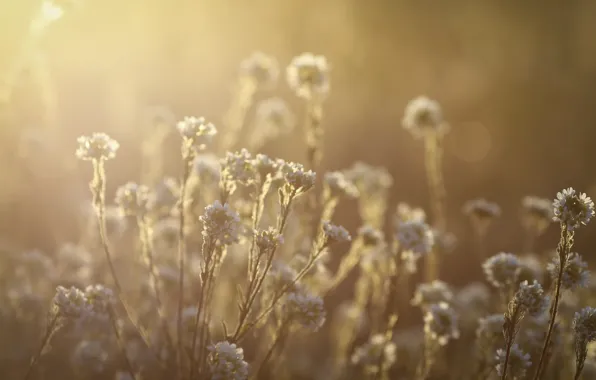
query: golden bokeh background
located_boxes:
[2,0,596,283]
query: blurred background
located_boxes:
[2,0,596,285]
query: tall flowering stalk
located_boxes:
[175,116,217,377]
[573,307,596,380]
[402,96,449,281]
[533,188,594,380]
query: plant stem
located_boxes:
[533,226,570,380]
[108,306,140,380]
[23,313,58,380]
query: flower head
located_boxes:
[323,171,359,199]
[53,286,92,320]
[483,252,521,288]
[512,280,549,317]
[221,149,257,190]
[357,225,385,247]
[255,227,284,253]
[192,154,221,183]
[281,161,316,196]
[177,116,217,151]
[411,281,453,309]
[496,344,531,379]
[254,97,295,135]
[252,154,281,182]
[463,198,501,221]
[322,221,351,246]
[76,133,119,161]
[547,252,590,290]
[239,51,279,87]
[115,182,150,216]
[402,96,448,138]
[286,53,330,99]
[521,196,554,235]
[423,302,460,346]
[207,341,249,380]
[200,201,241,245]
[283,291,326,331]
[553,188,595,231]
[396,219,434,257]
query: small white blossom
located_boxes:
[357,225,385,247]
[513,280,549,317]
[200,201,241,245]
[255,227,284,253]
[423,302,460,346]
[547,252,590,290]
[322,221,351,245]
[239,51,279,87]
[411,281,453,309]
[115,182,150,216]
[193,154,221,183]
[395,202,427,223]
[221,149,256,188]
[324,171,359,199]
[286,53,330,99]
[482,252,521,288]
[396,219,434,257]
[463,198,501,220]
[495,343,531,379]
[553,188,595,231]
[208,341,249,380]
[282,161,316,195]
[252,153,281,182]
[53,286,92,320]
[283,291,326,331]
[254,97,295,136]
[177,116,217,150]
[522,196,554,233]
[76,133,119,161]
[401,96,448,138]
[351,334,397,373]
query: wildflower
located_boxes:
[115,182,150,216]
[147,177,180,217]
[423,302,459,346]
[84,284,115,317]
[411,281,453,309]
[252,153,280,182]
[351,334,397,373]
[482,252,521,288]
[402,96,448,138]
[395,202,427,223]
[396,219,434,256]
[239,51,279,88]
[286,53,330,99]
[283,291,326,331]
[322,221,351,246]
[52,286,91,320]
[193,154,221,183]
[574,307,596,357]
[200,201,241,245]
[76,133,119,161]
[358,225,385,247]
[255,227,284,253]
[463,198,501,222]
[553,188,595,231]
[495,344,531,379]
[221,149,257,190]
[518,253,544,284]
[547,252,590,290]
[521,196,554,235]
[476,314,506,349]
[207,341,249,380]
[344,161,393,197]
[254,97,295,135]
[323,171,359,199]
[177,116,217,151]
[281,161,316,196]
[512,280,549,317]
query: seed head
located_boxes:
[76,133,119,161]
[553,188,595,231]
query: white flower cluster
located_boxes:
[553,187,595,231]
[395,202,427,223]
[193,154,221,183]
[286,53,330,99]
[482,252,521,288]
[323,171,359,199]
[513,280,549,316]
[495,343,531,379]
[176,116,217,151]
[351,334,397,373]
[357,225,385,247]
[343,161,393,196]
[423,302,460,346]
[322,221,351,246]
[547,252,590,290]
[282,162,316,196]
[522,196,554,224]
[115,182,150,216]
[463,198,501,220]
[396,219,434,272]
[255,227,284,253]
[573,307,596,348]
[239,51,279,87]
[252,154,281,183]
[254,97,295,136]
[221,149,256,188]
[53,285,114,322]
[200,201,241,245]
[207,341,249,380]
[411,280,454,309]
[283,291,326,331]
[401,96,448,139]
[76,133,119,161]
